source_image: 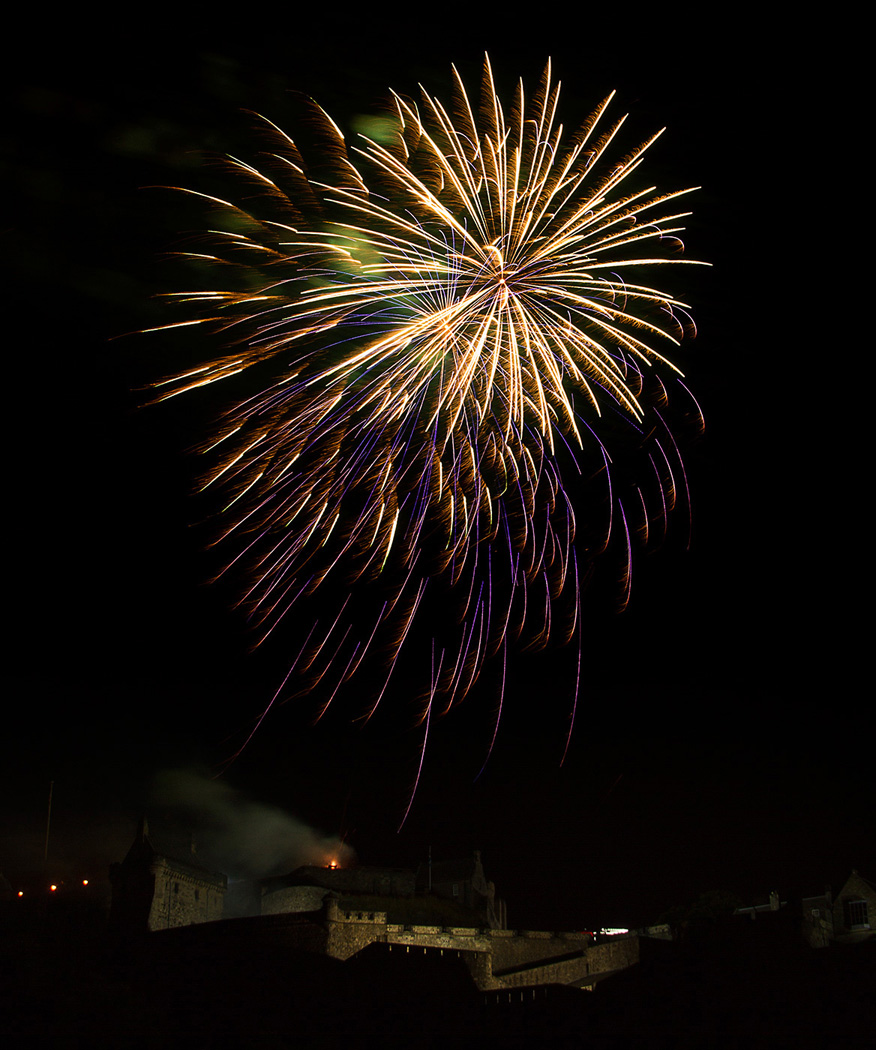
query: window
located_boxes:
[844,899,870,929]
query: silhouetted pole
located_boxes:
[44,781,54,866]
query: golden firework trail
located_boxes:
[148,56,707,769]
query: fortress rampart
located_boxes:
[320,901,645,990]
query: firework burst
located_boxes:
[147,56,706,764]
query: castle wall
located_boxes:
[489,929,590,973]
[385,924,491,953]
[288,866,415,898]
[483,938,640,991]
[320,903,645,992]
[262,885,327,915]
[148,860,225,931]
[125,881,650,996]
[325,902,388,960]
[583,936,642,977]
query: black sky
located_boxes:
[3,12,869,930]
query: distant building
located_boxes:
[832,870,875,944]
[734,869,875,948]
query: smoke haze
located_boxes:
[150,770,355,878]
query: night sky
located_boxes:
[4,13,869,932]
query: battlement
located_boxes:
[334,906,387,924]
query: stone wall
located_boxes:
[584,936,642,977]
[491,951,593,990]
[289,866,415,898]
[325,902,388,960]
[133,883,651,997]
[386,924,491,953]
[487,931,640,991]
[262,884,327,916]
[147,860,225,931]
[489,929,590,973]
[318,901,646,993]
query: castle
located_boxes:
[109,821,874,997]
[109,819,665,993]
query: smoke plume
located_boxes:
[150,769,355,878]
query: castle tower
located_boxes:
[109,817,226,936]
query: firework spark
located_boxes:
[148,56,706,764]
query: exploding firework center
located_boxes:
[485,246,516,285]
[462,250,524,309]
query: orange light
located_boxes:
[328,859,338,869]
[50,885,57,892]
[82,879,89,886]
[18,891,23,898]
